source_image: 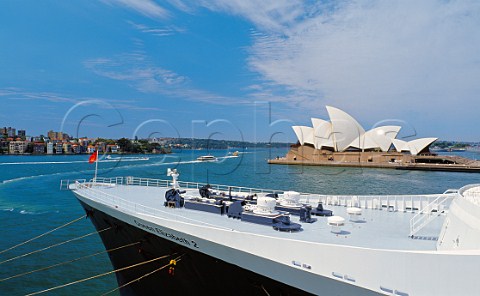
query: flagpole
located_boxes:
[94,149,99,182]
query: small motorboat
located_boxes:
[197,155,217,162]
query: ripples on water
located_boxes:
[0,149,479,295]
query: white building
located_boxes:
[47,142,54,154]
[55,143,63,154]
[292,106,437,156]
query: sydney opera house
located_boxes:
[292,106,436,155]
[269,106,480,172]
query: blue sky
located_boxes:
[1,0,480,142]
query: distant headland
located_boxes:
[0,126,288,155]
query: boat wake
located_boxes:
[0,155,238,186]
[0,169,88,186]
[0,205,60,215]
[217,155,239,160]
[0,157,150,166]
[18,209,60,215]
[1,171,72,185]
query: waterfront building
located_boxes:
[0,138,9,153]
[46,142,54,154]
[107,144,119,153]
[33,142,46,154]
[55,143,63,154]
[9,140,26,154]
[47,130,68,141]
[18,130,26,138]
[87,145,96,153]
[63,143,73,154]
[96,143,105,153]
[31,136,43,142]
[72,144,81,154]
[78,138,90,147]
[291,106,436,156]
[269,106,480,171]
[47,130,56,140]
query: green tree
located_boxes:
[117,138,133,152]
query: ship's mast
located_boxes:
[167,168,179,189]
[94,149,99,182]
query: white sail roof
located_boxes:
[326,106,365,152]
[292,106,436,155]
[292,126,314,146]
[392,138,437,155]
[392,139,408,152]
[348,126,401,152]
[311,118,335,150]
[407,138,438,155]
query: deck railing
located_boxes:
[73,180,233,230]
[75,181,167,219]
[409,189,458,237]
[299,192,457,214]
[62,176,284,195]
[61,176,458,214]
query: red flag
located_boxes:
[88,151,98,164]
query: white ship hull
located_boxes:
[74,187,480,296]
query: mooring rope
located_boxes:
[0,241,140,282]
[25,254,174,296]
[0,215,86,255]
[261,284,272,296]
[100,254,185,296]
[0,227,111,266]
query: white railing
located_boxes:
[76,181,163,217]
[299,192,450,212]
[60,179,86,190]
[94,177,124,185]
[74,181,232,230]
[409,189,458,237]
[63,176,463,237]
[62,176,284,195]
[62,176,453,213]
[126,176,284,195]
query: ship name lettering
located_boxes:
[154,227,198,248]
[133,220,199,248]
[133,220,155,232]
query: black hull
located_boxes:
[79,201,314,296]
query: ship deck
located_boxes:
[70,179,447,252]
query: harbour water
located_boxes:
[1,148,479,295]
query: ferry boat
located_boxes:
[61,170,480,295]
[196,155,217,162]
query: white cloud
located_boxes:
[197,0,305,33]
[1,89,76,104]
[229,0,480,139]
[0,88,160,112]
[242,0,480,138]
[127,21,185,36]
[84,52,250,105]
[84,53,187,88]
[96,0,480,139]
[102,0,169,19]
